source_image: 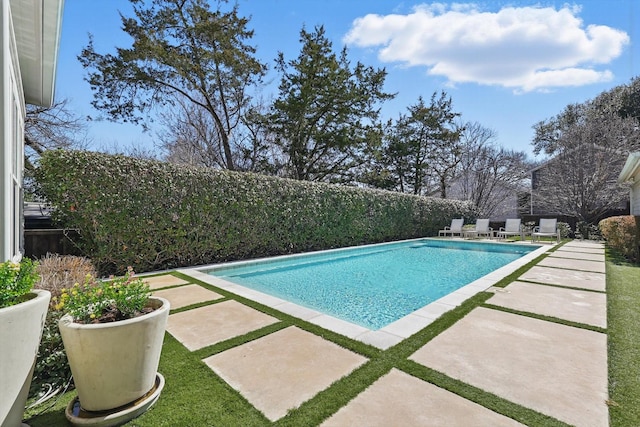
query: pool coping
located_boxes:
[178,238,552,350]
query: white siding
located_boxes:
[631,179,640,216]
[1,0,25,261]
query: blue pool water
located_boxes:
[207,239,537,330]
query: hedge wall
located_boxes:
[36,150,476,275]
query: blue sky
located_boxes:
[56,0,638,159]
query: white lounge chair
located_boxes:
[438,218,464,237]
[531,218,560,243]
[464,219,492,239]
[497,218,523,240]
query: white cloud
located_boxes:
[343,3,629,92]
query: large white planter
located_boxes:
[58,297,170,412]
[0,290,51,427]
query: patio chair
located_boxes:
[464,219,493,239]
[497,218,523,240]
[531,218,560,243]
[438,218,464,237]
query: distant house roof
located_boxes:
[618,152,640,183]
[10,0,65,107]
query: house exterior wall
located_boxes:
[1,0,25,261]
[631,179,640,215]
[618,153,640,216]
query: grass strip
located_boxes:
[279,292,568,426]
[193,322,290,360]
[396,360,571,427]
[489,252,551,289]
[482,303,607,334]
[275,293,492,426]
[168,297,230,315]
[388,292,569,427]
[514,279,607,294]
[134,334,270,426]
[173,273,382,359]
[607,251,640,426]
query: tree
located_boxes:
[356,119,399,190]
[532,103,585,157]
[235,99,288,174]
[78,0,266,170]
[267,25,394,182]
[379,118,417,193]
[532,88,640,223]
[375,93,462,196]
[383,109,430,195]
[614,76,640,124]
[158,98,227,168]
[422,93,463,198]
[456,122,529,217]
[24,98,87,172]
[534,76,640,156]
[160,95,286,174]
[533,113,637,223]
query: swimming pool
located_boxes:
[203,239,540,330]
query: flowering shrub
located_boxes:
[0,257,40,308]
[576,221,602,240]
[557,222,572,239]
[54,267,151,324]
[36,150,476,275]
[599,215,640,262]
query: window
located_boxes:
[9,74,24,255]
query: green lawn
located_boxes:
[607,250,640,426]
[24,244,640,426]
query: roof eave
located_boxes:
[11,0,65,107]
[618,152,640,183]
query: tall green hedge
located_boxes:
[36,150,476,275]
[599,215,640,262]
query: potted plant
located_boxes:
[56,267,169,423]
[0,256,50,427]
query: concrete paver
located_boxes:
[143,275,190,290]
[518,265,606,291]
[203,326,367,421]
[549,251,605,262]
[409,307,609,427]
[562,241,605,249]
[556,246,605,254]
[538,256,606,273]
[166,300,279,351]
[152,284,223,310]
[321,368,525,427]
[488,281,607,328]
[557,242,605,256]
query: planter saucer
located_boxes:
[65,373,165,427]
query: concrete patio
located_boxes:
[145,239,609,426]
